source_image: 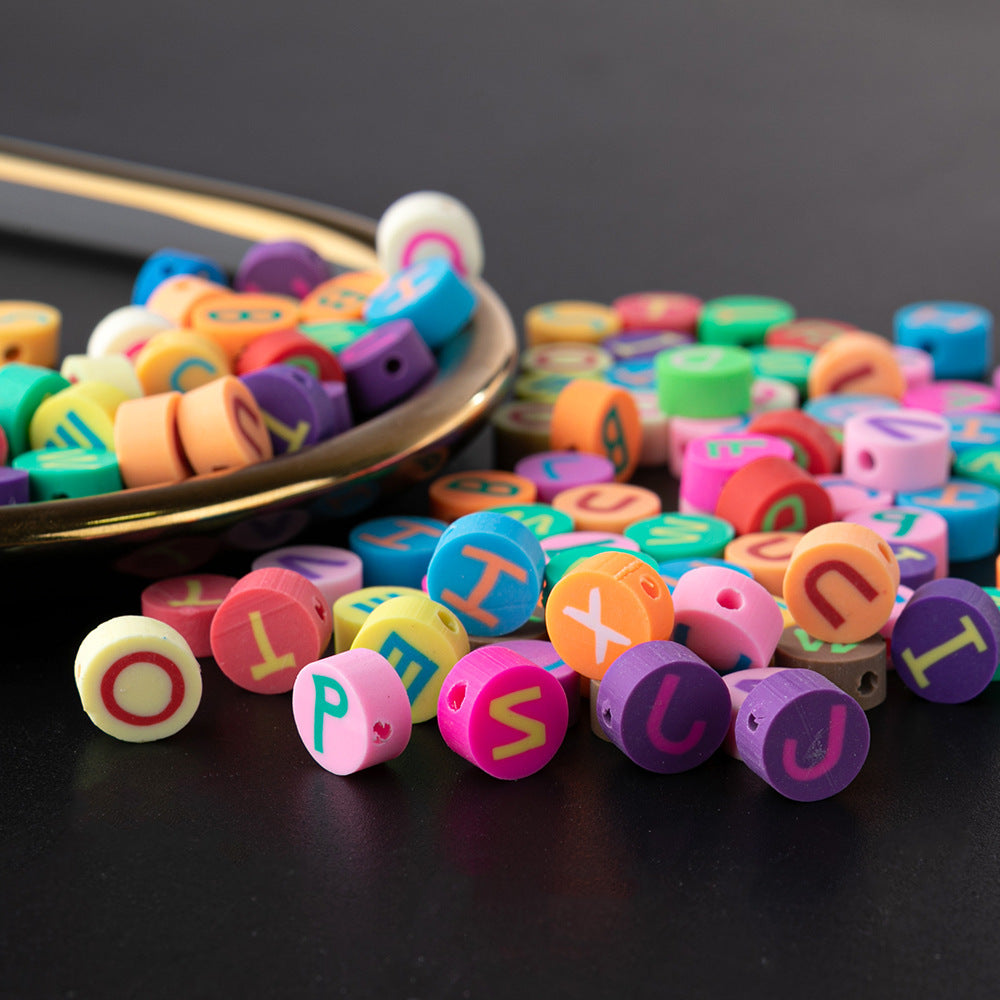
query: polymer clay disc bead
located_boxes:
[611,291,702,334]
[807,332,905,400]
[75,615,203,742]
[735,669,870,801]
[348,515,446,587]
[815,476,894,520]
[209,568,332,694]
[721,667,788,758]
[489,504,573,542]
[895,480,1000,563]
[131,248,227,306]
[893,301,992,380]
[697,295,795,347]
[764,318,854,353]
[745,408,840,474]
[236,329,344,382]
[841,408,951,494]
[234,239,331,298]
[0,300,61,367]
[251,545,363,607]
[714,456,834,535]
[87,305,172,358]
[300,269,385,324]
[774,626,887,710]
[723,531,804,597]
[189,291,299,362]
[596,640,731,773]
[513,450,616,504]
[140,574,238,658]
[490,401,553,468]
[332,586,426,653]
[891,578,1000,703]
[782,522,900,644]
[903,380,999,414]
[292,648,413,775]
[550,482,661,533]
[845,506,949,580]
[523,301,622,346]
[670,566,784,674]
[437,646,569,779]
[501,639,582,726]
[240,365,340,455]
[667,414,748,477]
[625,512,735,563]
[146,275,230,327]
[889,543,937,590]
[945,412,1000,457]
[603,329,694,361]
[656,344,753,419]
[894,345,935,390]
[13,447,122,500]
[428,469,537,521]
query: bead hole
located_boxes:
[857,450,875,471]
[747,713,759,732]
[640,575,660,598]
[447,683,466,711]
[859,671,878,695]
[385,357,402,376]
[878,541,893,563]
[4,346,20,361]
[315,600,327,620]
[438,609,459,632]
[716,588,743,611]
[602,707,612,724]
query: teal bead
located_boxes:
[13,447,121,500]
[624,513,735,562]
[491,504,574,540]
[0,363,71,456]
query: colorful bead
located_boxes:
[750,377,800,415]
[75,615,203,742]
[234,239,331,298]
[745,408,840,475]
[489,504,573,541]
[892,578,1000,703]
[513,450,616,504]
[146,275,229,326]
[29,380,126,451]
[721,667,788,758]
[251,545,363,607]
[723,531,805,597]
[521,341,613,378]
[603,329,694,361]
[889,543,937,590]
[61,354,143,398]
[596,640,730,772]
[0,363,70,456]
[131,248,227,306]
[680,432,793,513]
[140,574,238,658]
[236,328,344,383]
[240,365,340,455]
[13,447,122,500]
[735,669,870,801]
[523,301,622,346]
[348,515,445,587]
[845,506,949,580]
[428,469,537,521]
[893,301,992,380]
[698,295,795,347]
[0,300,60,367]
[209,568,332,694]
[551,482,661,533]
[666,414,748,478]
[656,344,753,418]
[815,475,894,520]
[894,345,935,390]
[806,332,905,400]
[624,512,735,562]
[764,318,853,353]
[133,329,231,395]
[87,304,172,358]
[749,347,812,395]
[332,586,426,653]
[188,292,299,362]
[292,648,413,774]
[656,557,753,592]
[437,646,568,779]
[801,393,898,436]
[500,638,582,726]
[300,270,385,324]
[633,390,672,467]
[611,292,702,333]
[113,391,192,488]
[904,379,999,414]
[945,412,1000,457]
[895,480,1000,563]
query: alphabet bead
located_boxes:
[300,269,385,324]
[87,304,172,358]
[131,248,227,306]
[721,667,789,758]
[240,365,340,455]
[513,451,616,504]
[656,344,753,419]
[133,329,231,395]
[332,586,426,653]
[624,512,735,563]
[807,332,905,400]
[234,239,331,298]
[500,639,582,727]
[893,301,992,380]
[889,543,937,590]
[75,615,203,742]
[140,574,238,658]
[523,301,622,346]
[895,480,1000,563]
[188,292,299,362]
[814,475,894,520]
[735,669,870,801]
[251,545,363,607]
[596,640,731,772]
[845,506,949,580]
[698,295,795,347]
[903,380,999,414]
[764,318,854,353]
[428,469,537,521]
[745,408,840,474]
[611,291,702,334]
[0,300,60,367]
[13,446,122,500]
[551,482,662,533]
[292,648,413,775]
[437,646,569,779]
[724,531,804,597]
[348,515,446,587]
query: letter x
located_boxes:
[562,587,629,662]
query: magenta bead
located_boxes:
[680,432,793,512]
[501,638,582,726]
[667,415,747,478]
[893,345,935,390]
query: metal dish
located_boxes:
[0,137,517,557]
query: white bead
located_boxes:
[87,305,172,358]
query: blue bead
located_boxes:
[426,510,545,636]
[944,412,1000,457]
[363,258,476,350]
[605,358,657,392]
[131,248,227,305]
[894,301,993,380]
[896,478,1000,562]
[656,557,753,593]
[348,515,446,587]
[802,394,899,431]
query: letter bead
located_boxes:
[292,648,413,775]
[428,469,537,521]
[670,566,784,673]
[735,669,870,801]
[895,480,1000,563]
[437,646,568,779]
[348,515,446,587]
[596,640,731,773]
[251,545,363,607]
[721,667,789,758]
[893,301,993,381]
[29,380,127,452]
[611,292,702,334]
[656,344,754,419]
[723,531,805,597]
[889,543,937,590]
[500,639,582,727]
[903,380,1000,414]
[806,332,906,400]
[209,568,332,694]
[140,574,238,657]
[234,239,331,298]
[236,329,344,383]
[624,512,735,563]
[774,626,887,710]
[523,301,622,347]
[891,578,1000,703]
[745,408,840,474]
[13,447,122,500]
[0,300,60,368]
[188,292,299,362]
[513,451,616,504]
[300,269,386,324]
[87,304,173,358]
[146,275,230,327]
[332,586,426,653]
[783,523,900,644]
[845,506,949,580]
[426,510,545,637]
[814,475,894,520]
[131,248,227,306]
[75,615,203,742]
[240,365,340,455]
[551,482,662,534]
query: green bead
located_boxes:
[0,363,71,456]
[698,296,796,347]
[299,319,372,354]
[13,447,122,500]
[624,513,735,562]
[749,347,812,394]
[655,344,753,418]
[491,504,574,540]
[954,445,1000,489]
[542,544,658,604]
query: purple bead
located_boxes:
[602,329,694,361]
[513,450,616,504]
[240,365,339,454]
[501,638,582,727]
[321,380,354,436]
[889,542,937,590]
[0,467,30,504]
[735,669,870,801]
[891,577,1000,703]
[339,319,437,418]
[595,640,730,773]
[234,240,332,298]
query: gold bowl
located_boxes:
[0,138,517,558]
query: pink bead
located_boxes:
[841,409,951,493]
[140,574,238,658]
[670,566,784,673]
[540,531,640,556]
[845,506,949,580]
[209,568,333,694]
[437,646,569,779]
[814,475,894,520]
[251,544,363,608]
[292,648,412,775]
[903,380,1000,413]
[893,345,935,390]
[667,415,747,478]
[880,585,914,644]
[722,667,788,758]
[680,433,794,512]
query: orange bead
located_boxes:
[782,522,900,644]
[188,292,300,362]
[723,531,805,597]
[551,482,661,533]
[545,550,674,680]
[299,269,386,323]
[550,379,642,482]
[0,300,61,367]
[428,470,537,521]
[133,329,232,396]
[807,332,905,400]
[146,275,229,327]
[175,375,273,474]
[114,391,192,488]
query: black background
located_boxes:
[4,3,1000,998]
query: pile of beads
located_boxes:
[69,214,1000,803]
[0,190,483,502]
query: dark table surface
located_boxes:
[4,2,1000,998]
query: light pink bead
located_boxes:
[540,531,640,555]
[893,345,935,390]
[845,506,949,580]
[251,545,363,608]
[721,667,788,758]
[814,475,895,520]
[437,646,569,779]
[880,585,914,644]
[680,433,794,512]
[678,494,714,516]
[671,566,784,674]
[903,380,1000,413]
[667,415,747,478]
[634,391,672,467]
[292,648,412,775]
[841,409,951,493]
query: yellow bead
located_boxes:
[29,380,128,451]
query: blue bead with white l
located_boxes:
[894,301,993,380]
